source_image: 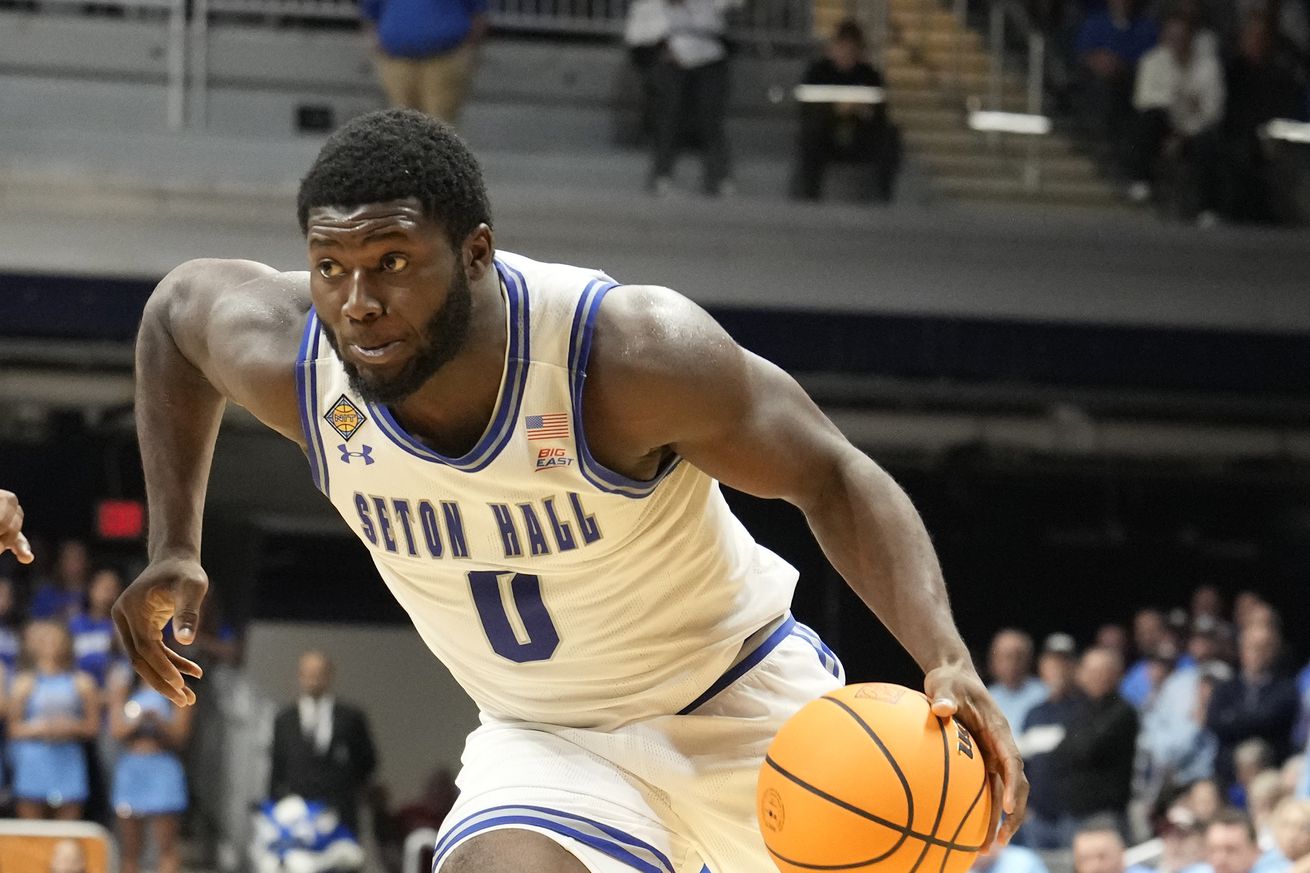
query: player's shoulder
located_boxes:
[592,283,737,378]
[161,258,309,312]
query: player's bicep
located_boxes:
[674,349,855,507]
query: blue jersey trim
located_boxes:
[567,281,682,499]
[295,311,330,496]
[368,259,530,472]
[793,622,844,678]
[677,614,797,715]
[433,804,674,873]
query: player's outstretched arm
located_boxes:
[0,489,34,564]
[588,286,1027,846]
[115,259,308,706]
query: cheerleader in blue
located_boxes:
[6,620,99,819]
[109,665,194,873]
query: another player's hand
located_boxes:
[112,557,207,706]
[923,664,1028,850]
[0,490,34,564]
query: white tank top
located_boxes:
[296,251,797,728]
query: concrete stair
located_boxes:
[829,0,1124,207]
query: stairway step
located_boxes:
[919,151,1102,181]
[903,127,1081,154]
[893,28,983,50]
[933,174,1124,206]
[890,8,962,30]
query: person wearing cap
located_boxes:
[987,628,1049,735]
[1015,633,1081,848]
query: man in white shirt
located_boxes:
[647,0,741,196]
[1127,10,1225,215]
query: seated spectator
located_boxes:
[1207,623,1298,788]
[1123,609,1170,709]
[69,566,122,688]
[970,842,1052,873]
[1206,809,1267,873]
[1245,768,1288,846]
[1074,820,1155,873]
[1099,623,1133,663]
[108,667,193,873]
[1053,646,1140,837]
[1228,740,1277,810]
[28,539,89,620]
[1221,13,1307,224]
[1075,0,1159,157]
[987,628,1048,734]
[1017,632,1080,849]
[1157,805,1211,873]
[0,575,20,669]
[647,0,738,197]
[790,19,901,203]
[1127,10,1225,218]
[7,620,99,819]
[1251,797,1310,873]
[1190,778,1226,825]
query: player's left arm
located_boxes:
[588,286,1027,845]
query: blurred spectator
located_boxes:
[970,842,1052,873]
[1206,809,1265,873]
[1017,632,1081,849]
[8,620,99,819]
[0,575,19,669]
[1075,0,1159,159]
[69,567,122,688]
[1208,624,1298,787]
[1248,767,1289,844]
[647,0,739,197]
[1053,646,1139,836]
[624,0,668,147]
[29,539,89,620]
[360,0,487,124]
[1127,10,1225,218]
[1158,805,1210,873]
[1191,585,1225,624]
[1295,659,1310,750]
[1100,624,1133,663]
[1282,755,1304,799]
[1252,797,1310,873]
[47,839,88,873]
[1190,778,1226,824]
[1124,609,1170,708]
[1073,820,1153,873]
[987,628,1048,733]
[790,19,901,203]
[270,651,377,835]
[1221,13,1308,224]
[109,667,193,873]
[1234,593,1268,629]
[1230,741,1278,810]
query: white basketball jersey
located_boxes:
[297,251,797,728]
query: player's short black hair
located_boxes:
[297,108,492,248]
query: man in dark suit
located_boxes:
[270,651,378,834]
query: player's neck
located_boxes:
[389,273,509,452]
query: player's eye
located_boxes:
[317,260,344,279]
[380,254,409,274]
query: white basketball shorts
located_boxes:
[432,613,845,873]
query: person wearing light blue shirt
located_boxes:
[972,843,1051,873]
[1298,735,1309,799]
[986,628,1049,733]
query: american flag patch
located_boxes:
[525,413,570,441]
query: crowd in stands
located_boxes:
[983,583,1309,873]
[1057,0,1309,222]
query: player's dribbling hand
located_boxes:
[112,556,207,707]
[0,490,34,564]
[923,664,1029,850]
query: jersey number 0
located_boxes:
[467,571,560,662]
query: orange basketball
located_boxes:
[757,683,993,873]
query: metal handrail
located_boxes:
[987,0,1045,115]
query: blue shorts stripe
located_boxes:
[433,805,673,873]
[677,615,796,715]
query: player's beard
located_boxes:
[322,261,474,406]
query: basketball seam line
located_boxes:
[761,756,984,854]
[907,719,952,873]
[938,772,989,873]
[819,696,917,827]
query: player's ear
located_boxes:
[463,224,495,282]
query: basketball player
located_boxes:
[0,489,34,563]
[113,109,1028,873]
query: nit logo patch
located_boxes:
[325,395,367,441]
[535,447,574,472]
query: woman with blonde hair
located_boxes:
[7,620,99,819]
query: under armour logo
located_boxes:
[338,444,375,465]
